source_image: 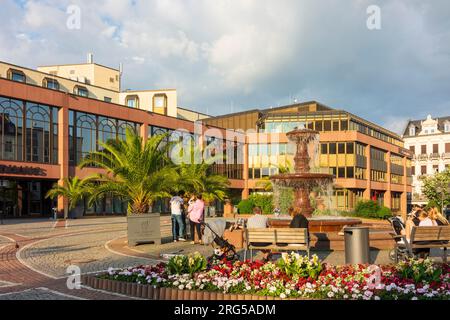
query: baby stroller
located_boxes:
[387,216,412,262]
[201,221,239,262]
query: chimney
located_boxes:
[87,53,94,64]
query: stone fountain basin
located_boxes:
[269,215,362,233]
[271,172,334,181]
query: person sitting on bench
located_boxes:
[246,206,271,261]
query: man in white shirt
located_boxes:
[170,191,186,242]
[246,207,271,261]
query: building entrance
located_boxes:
[0,179,56,218]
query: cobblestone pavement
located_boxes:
[0,217,163,300]
[0,287,84,300]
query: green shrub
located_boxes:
[249,194,273,214]
[237,194,274,214]
[354,200,380,218]
[377,206,392,219]
[237,199,254,214]
[278,187,294,215]
[353,200,392,219]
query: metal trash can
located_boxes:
[344,226,370,264]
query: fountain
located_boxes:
[270,128,362,232]
[271,128,333,217]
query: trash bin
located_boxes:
[344,226,370,264]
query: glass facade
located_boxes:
[69,110,140,165]
[0,97,58,164]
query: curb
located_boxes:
[81,274,309,300]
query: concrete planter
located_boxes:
[127,213,161,246]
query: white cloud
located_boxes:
[0,0,449,132]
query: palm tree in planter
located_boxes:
[45,176,94,219]
[79,128,177,246]
[175,141,230,216]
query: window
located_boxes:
[153,94,167,115]
[346,142,354,154]
[321,143,328,154]
[446,143,450,153]
[411,166,415,175]
[421,145,427,154]
[340,119,348,131]
[445,123,450,133]
[346,167,354,178]
[104,97,112,103]
[409,146,415,154]
[432,165,439,173]
[409,126,415,136]
[329,143,336,154]
[433,144,439,153]
[7,69,26,83]
[421,166,426,175]
[43,78,59,90]
[338,143,345,154]
[323,120,331,131]
[126,95,139,108]
[315,121,323,131]
[338,167,345,178]
[332,121,339,131]
[74,86,88,97]
[110,77,115,83]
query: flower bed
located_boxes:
[89,253,450,300]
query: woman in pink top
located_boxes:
[188,194,205,244]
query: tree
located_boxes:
[174,140,230,203]
[420,168,450,210]
[45,176,94,210]
[79,129,177,215]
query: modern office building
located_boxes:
[402,115,450,205]
[202,102,413,214]
[0,57,412,218]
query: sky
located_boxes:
[1,0,450,134]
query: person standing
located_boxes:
[170,191,186,242]
[188,194,205,244]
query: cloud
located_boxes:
[1,0,449,133]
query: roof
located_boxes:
[37,62,120,72]
[403,115,450,137]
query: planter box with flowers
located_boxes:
[83,252,450,300]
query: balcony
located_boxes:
[418,154,428,161]
[443,153,450,160]
[430,153,440,160]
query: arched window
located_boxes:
[125,95,139,108]
[0,98,23,161]
[153,94,167,115]
[26,104,51,163]
[43,77,60,90]
[118,120,137,140]
[98,117,117,146]
[76,113,97,163]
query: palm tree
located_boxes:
[78,128,177,215]
[174,140,230,203]
[45,176,94,210]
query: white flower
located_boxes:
[327,291,335,298]
[280,293,286,299]
[178,285,185,290]
[411,297,418,300]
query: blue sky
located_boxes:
[2,0,450,134]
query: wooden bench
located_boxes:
[392,226,450,263]
[244,228,310,261]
